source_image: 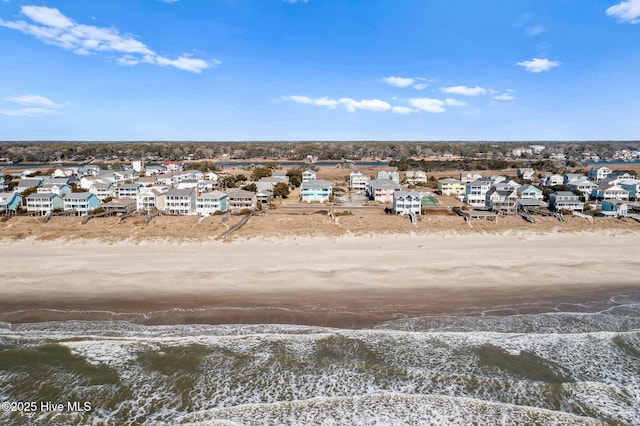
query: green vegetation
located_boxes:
[19,187,38,197]
[390,158,520,172]
[1,141,638,164]
[241,183,257,192]
[286,168,303,187]
[250,166,272,181]
[273,182,290,198]
[184,161,218,173]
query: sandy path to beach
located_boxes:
[1,232,639,326]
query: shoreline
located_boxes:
[2,232,639,327]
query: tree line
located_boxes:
[1,141,638,164]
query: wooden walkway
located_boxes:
[458,209,498,222]
[218,212,254,240]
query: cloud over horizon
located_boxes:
[381,76,428,90]
[1,94,65,117]
[516,58,560,73]
[440,86,488,96]
[408,98,446,113]
[0,5,215,73]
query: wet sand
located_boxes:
[1,232,639,327]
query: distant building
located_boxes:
[620,180,640,200]
[164,188,197,215]
[464,179,493,207]
[376,170,400,183]
[438,178,465,196]
[103,197,137,215]
[404,170,427,185]
[0,192,22,214]
[118,183,143,199]
[162,161,183,172]
[568,180,597,197]
[512,147,532,157]
[37,183,72,197]
[563,173,587,185]
[63,192,101,216]
[15,178,42,193]
[601,200,628,216]
[486,188,518,214]
[459,172,483,183]
[271,172,289,183]
[549,191,584,212]
[132,160,144,172]
[196,191,228,215]
[517,184,543,200]
[540,174,564,187]
[227,189,258,211]
[367,179,401,203]
[256,177,283,192]
[517,168,535,180]
[588,166,612,182]
[591,184,629,201]
[144,165,166,176]
[256,190,274,204]
[300,180,332,203]
[26,193,64,216]
[349,171,370,191]
[393,191,422,215]
[77,165,101,177]
[301,169,317,183]
[137,186,168,212]
[89,182,116,201]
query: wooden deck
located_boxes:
[457,209,498,222]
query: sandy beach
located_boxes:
[2,231,639,326]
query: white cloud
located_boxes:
[0,107,62,117]
[381,76,415,88]
[408,98,446,113]
[283,95,393,112]
[444,98,466,107]
[5,94,63,108]
[440,85,488,96]
[391,106,418,114]
[1,93,66,117]
[144,54,212,73]
[607,0,640,24]
[0,6,215,73]
[516,57,560,73]
[116,55,139,66]
[381,76,429,90]
[526,25,546,36]
[339,98,391,112]
[283,95,338,108]
[493,93,515,101]
[21,5,73,28]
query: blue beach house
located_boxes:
[0,192,23,214]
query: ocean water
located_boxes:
[0,294,639,425]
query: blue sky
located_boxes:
[1,0,640,141]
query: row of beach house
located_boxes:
[1,163,639,218]
[440,166,639,216]
[348,166,640,217]
[0,163,339,217]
